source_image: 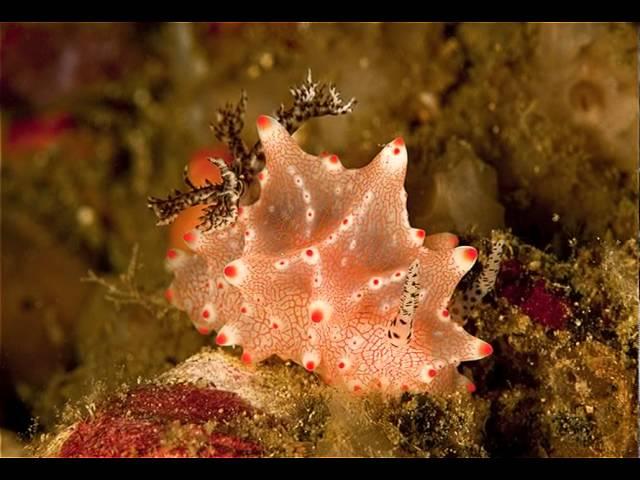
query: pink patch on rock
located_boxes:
[521,279,571,330]
[7,113,75,153]
[496,259,571,330]
[58,384,263,458]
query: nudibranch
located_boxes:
[165,115,493,395]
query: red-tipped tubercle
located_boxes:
[480,342,493,356]
[224,265,237,278]
[465,248,478,262]
[257,115,271,130]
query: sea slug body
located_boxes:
[165,115,493,395]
